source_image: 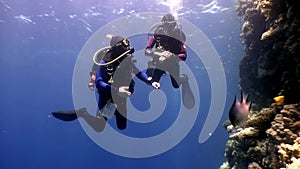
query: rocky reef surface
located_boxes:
[220,0,300,168]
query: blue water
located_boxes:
[0,0,244,168]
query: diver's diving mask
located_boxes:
[114,39,130,49]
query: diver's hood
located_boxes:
[148,22,164,35]
[110,36,125,47]
[147,20,180,36]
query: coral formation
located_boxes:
[229,127,259,139]
[222,104,300,169]
[248,162,262,169]
[278,137,300,167]
[219,162,230,169]
[285,157,300,169]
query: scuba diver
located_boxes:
[145,13,195,109]
[52,35,160,131]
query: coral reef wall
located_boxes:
[237,0,300,107]
[220,0,300,169]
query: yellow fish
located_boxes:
[274,96,285,105]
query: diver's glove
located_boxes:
[118,86,132,97]
[129,48,135,54]
[145,48,154,56]
[147,77,160,89]
[88,71,96,90]
[151,82,160,89]
[177,53,186,61]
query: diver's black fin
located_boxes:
[180,75,195,109]
[52,109,78,121]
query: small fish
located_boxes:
[273,95,285,105]
[229,91,252,126]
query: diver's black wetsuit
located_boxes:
[96,47,151,130]
[146,25,187,88]
[145,13,195,109]
[52,37,154,131]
